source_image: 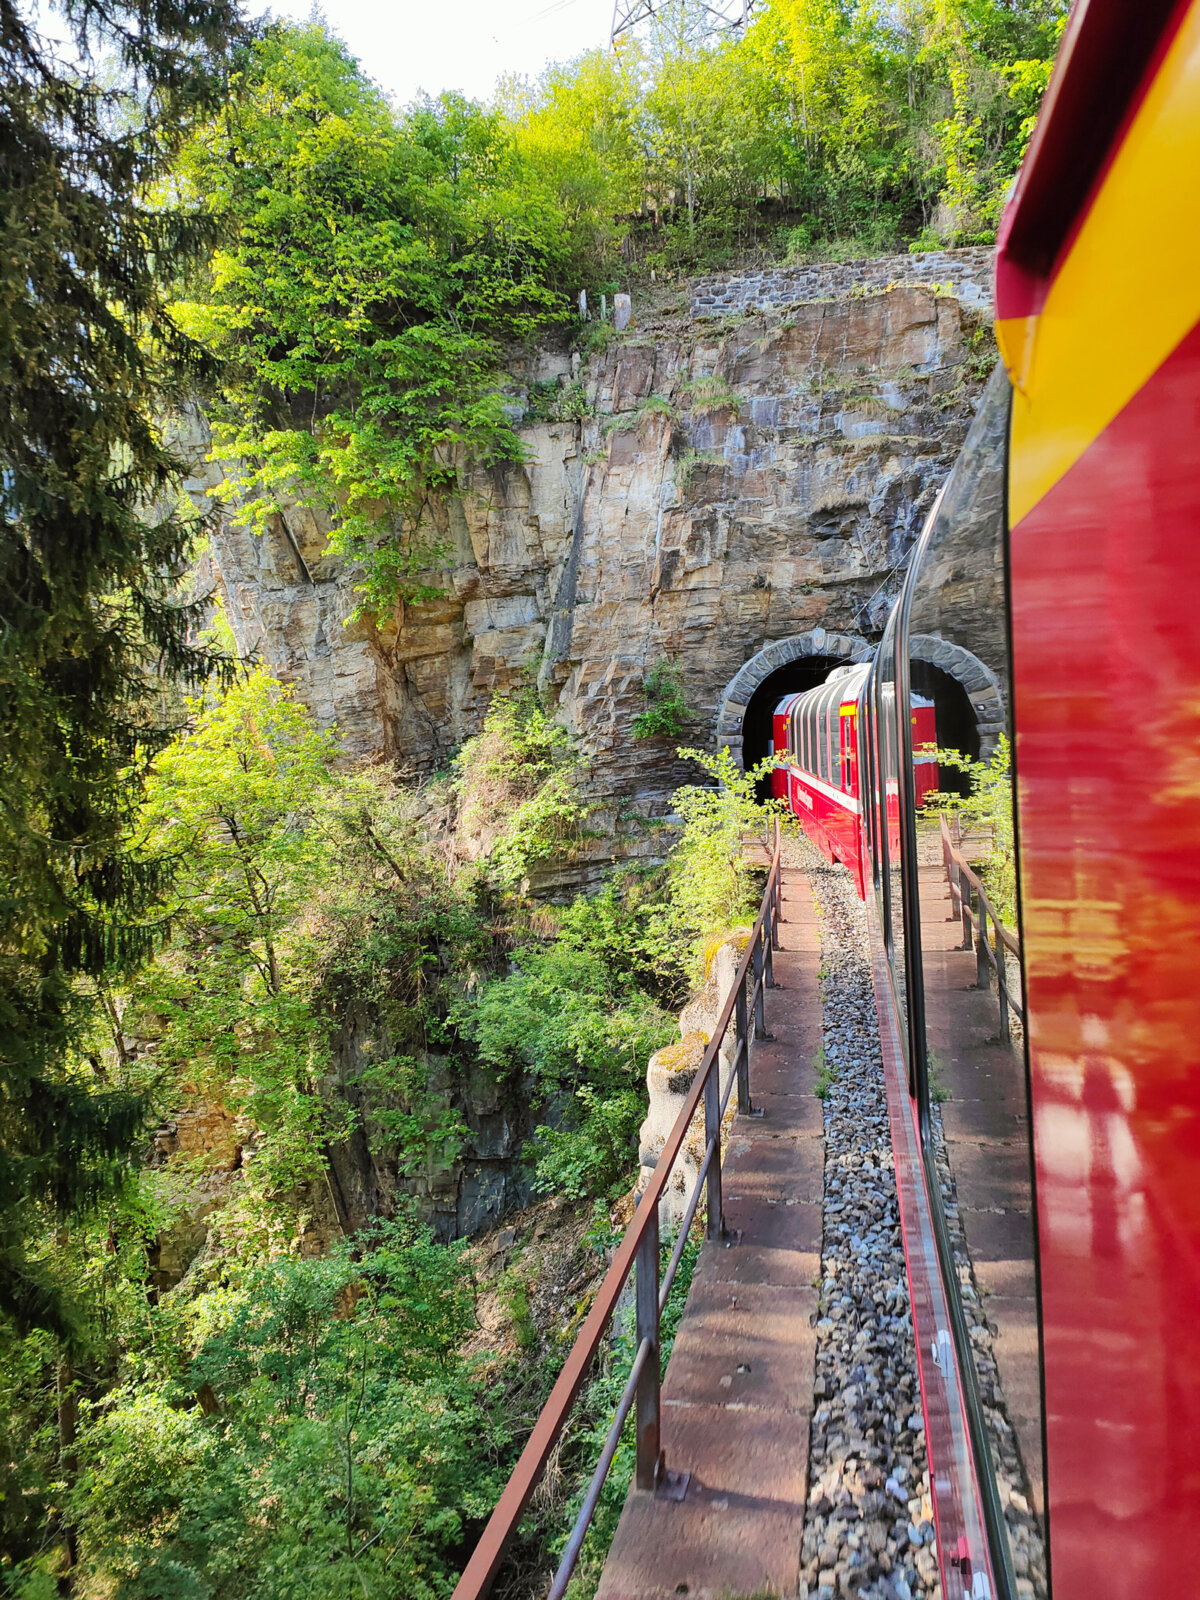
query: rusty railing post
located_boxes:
[735,971,752,1113]
[974,886,990,990]
[752,928,767,1039]
[772,817,784,934]
[959,863,972,950]
[765,901,777,989]
[634,1201,662,1490]
[704,1056,724,1242]
[996,913,1011,1045]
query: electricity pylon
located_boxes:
[610,0,754,49]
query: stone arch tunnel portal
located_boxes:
[741,658,845,794]
[716,627,1002,804]
[715,629,874,798]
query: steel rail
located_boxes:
[451,819,783,1600]
[658,1137,715,1315]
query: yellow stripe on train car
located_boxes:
[1003,5,1200,526]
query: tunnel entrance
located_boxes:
[741,655,985,805]
[911,659,980,799]
[741,657,844,798]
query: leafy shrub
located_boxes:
[454,690,588,890]
[631,659,690,742]
[524,378,592,424]
[530,1083,647,1201]
[668,747,781,982]
[922,735,1016,924]
[458,872,681,1201]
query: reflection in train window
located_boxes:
[877,612,907,1053]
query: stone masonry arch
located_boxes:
[908,634,1006,759]
[715,628,1005,770]
[716,628,873,769]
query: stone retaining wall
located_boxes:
[690,245,994,320]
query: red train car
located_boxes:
[995,3,1200,1594]
[773,667,935,898]
[848,7,1200,1599]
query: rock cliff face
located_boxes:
[192,254,992,890]
[173,258,995,1243]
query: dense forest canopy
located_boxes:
[0,0,245,1340]
[0,0,1060,1593]
[504,0,1064,268]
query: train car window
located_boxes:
[868,663,887,924]
[813,695,822,780]
[825,684,838,786]
[865,666,883,892]
[860,672,876,872]
[901,365,1046,1598]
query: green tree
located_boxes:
[134,668,345,1212]
[669,747,779,981]
[176,25,571,619]
[503,47,647,284]
[0,0,246,1338]
[141,667,339,999]
[67,1219,498,1600]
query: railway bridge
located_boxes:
[452,822,1040,1600]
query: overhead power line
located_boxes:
[610,0,755,49]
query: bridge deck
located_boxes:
[597,867,825,1600]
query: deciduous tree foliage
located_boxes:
[175,27,573,618]
[0,0,244,1337]
[509,0,1065,263]
[177,6,1062,618]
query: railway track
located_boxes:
[801,842,939,1600]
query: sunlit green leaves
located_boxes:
[69,1221,497,1600]
[176,27,571,618]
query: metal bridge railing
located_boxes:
[939,814,1023,1043]
[452,817,784,1600]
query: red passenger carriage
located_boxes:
[771,668,937,898]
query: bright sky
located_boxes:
[271,0,616,105]
[27,0,618,107]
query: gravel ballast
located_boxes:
[794,842,941,1600]
[793,835,1046,1600]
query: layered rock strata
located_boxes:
[192,256,991,890]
